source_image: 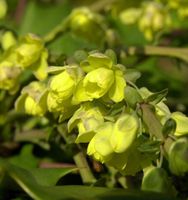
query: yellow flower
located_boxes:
[68,7,105,44]
[83,67,114,99]
[168,137,188,176]
[49,69,76,102]
[87,122,114,163]
[15,81,47,116]
[171,112,188,137]
[68,103,104,143]
[108,70,126,102]
[0,63,21,93]
[24,96,46,116]
[1,34,48,80]
[110,114,138,153]
[1,31,16,50]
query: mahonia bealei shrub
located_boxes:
[12,47,188,176]
[120,1,171,41]
[0,33,48,93]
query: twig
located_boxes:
[14,0,27,24]
[123,46,188,63]
[57,126,96,185]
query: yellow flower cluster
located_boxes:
[12,49,188,176]
[120,1,171,41]
[0,33,48,93]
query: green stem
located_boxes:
[73,150,96,185]
[124,46,188,63]
[89,0,118,12]
[43,19,69,44]
[57,126,96,185]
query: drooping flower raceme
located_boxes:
[0,34,48,93]
[119,1,171,41]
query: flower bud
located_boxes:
[1,34,48,80]
[0,0,7,19]
[24,95,46,116]
[119,8,141,25]
[49,69,76,102]
[14,34,45,68]
[1,31,16,50]
[138,2,171,41]
[110,113,138,153]
[68,103,104,143]
[87,122,114,163]
[171,112,188,137]
[168,137,188,176]
[15,81,47,116]
[152,13,164,31]
[47,91,68,113]
[68,7,105,44]
[0,63,21,93]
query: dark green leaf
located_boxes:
[162,118,176,137]
[146,89,168,105]
[0,160,177,200]
[138,140,161,153]
[142,167,177,196]
[30,168,77,187]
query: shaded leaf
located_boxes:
[146,89,168,105]
[162,118,176,137]
[30,168,77,187]
[0,160,177,200]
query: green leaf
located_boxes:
[138,140,161,153]
[146,89,168,105]
[73,50,88,63]
[124,86,143,108]
[0,159,177,200]
[15,93,27,113]
[162,118,176,137]
[19,1,71,35]
[125,69,141,83]
[142,167,176,196]
[30,168,77,187]
[9,144,39,169]
[105,49,117,64]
